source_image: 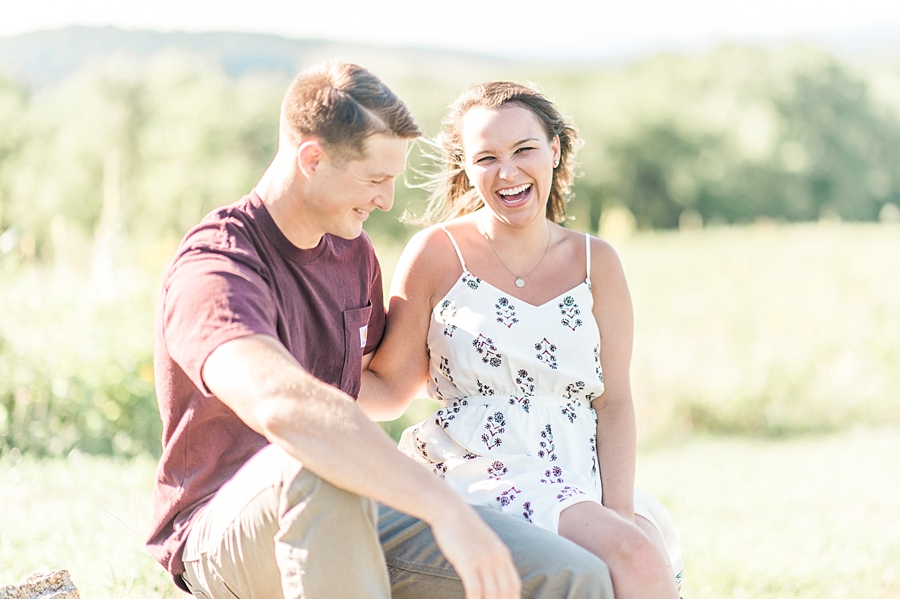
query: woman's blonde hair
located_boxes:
[414,81,580,225]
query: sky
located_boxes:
[2,0,900,60]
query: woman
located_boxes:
[360,81,683,598]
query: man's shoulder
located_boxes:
[160,194,270,285]
[176,195,262,253]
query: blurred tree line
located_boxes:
[1,43,900,259]
[1,42,900,456]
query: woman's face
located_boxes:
[461,104,560,227]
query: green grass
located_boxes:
[0,452,180,599]
[636,427,900,598]
[3,428,899,598]
[615,222,900,441]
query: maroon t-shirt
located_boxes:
[147,191,385,585]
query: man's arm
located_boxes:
[202,334,521,599]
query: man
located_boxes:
[148,60,614,599]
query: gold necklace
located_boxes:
[480,219,552,288]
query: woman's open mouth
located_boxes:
[496,183,532,206]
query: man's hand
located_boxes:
[430,504,522,599]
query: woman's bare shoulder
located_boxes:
[393,219,473,303]
[582,233,626,286]
[402,222,464,268]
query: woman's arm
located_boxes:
[589,237,638,521]
[357,227,454,421]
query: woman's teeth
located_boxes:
[498,184,531,197]
[497,184,532,203]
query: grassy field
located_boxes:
[618,222,900,441]
[2,427,898,598]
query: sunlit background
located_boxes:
[1,2,899,597]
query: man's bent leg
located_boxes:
[182,445,390,599]
[379,504,614,599]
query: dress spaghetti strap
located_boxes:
[584,233,592,289]
[440,225,467,272]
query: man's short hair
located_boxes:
[281,61,422,163]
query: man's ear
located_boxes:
[297,140,325,178]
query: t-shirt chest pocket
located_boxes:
[339,303,372,398]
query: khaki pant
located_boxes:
[182,445,613,599]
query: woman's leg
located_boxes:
[558,501,679,599]
[635,514,681,587]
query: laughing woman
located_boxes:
[360,81,683,598]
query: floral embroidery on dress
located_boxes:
[462,273,482,290]
[540,466,565,484]
[481,412,506,450]
[434,409,452,429]
[473,334,503,367]
[509,370,534,413]
[593,344,603,383]
[487,460,508,480]
[535,338,559,370]
[437,300,458,337]
[561,401,578,423]
[439,356,453,381]
[589,435,598,475]
[434,397,469,429]
[477,380,496,395]
[497,486,521,507]
[416,438,428,459]
[564,381,585,398]
[559,296,583,330]
[433,462,448,478]
[556,486,586,502]
[522,501,534,522]
[495,297,520,328]
[431,376,446,401]
[561,381,585,422]
[538,424,558,462]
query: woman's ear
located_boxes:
[551,135,561,168]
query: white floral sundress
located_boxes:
[399,227,683,581]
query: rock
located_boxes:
[0,571,80,599]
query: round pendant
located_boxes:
[515,277,525,288]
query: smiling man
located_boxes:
[147,61,614,599]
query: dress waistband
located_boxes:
[446,395,594,408]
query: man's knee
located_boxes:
[280,462,378,531]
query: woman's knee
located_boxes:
[604,523,663,571]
